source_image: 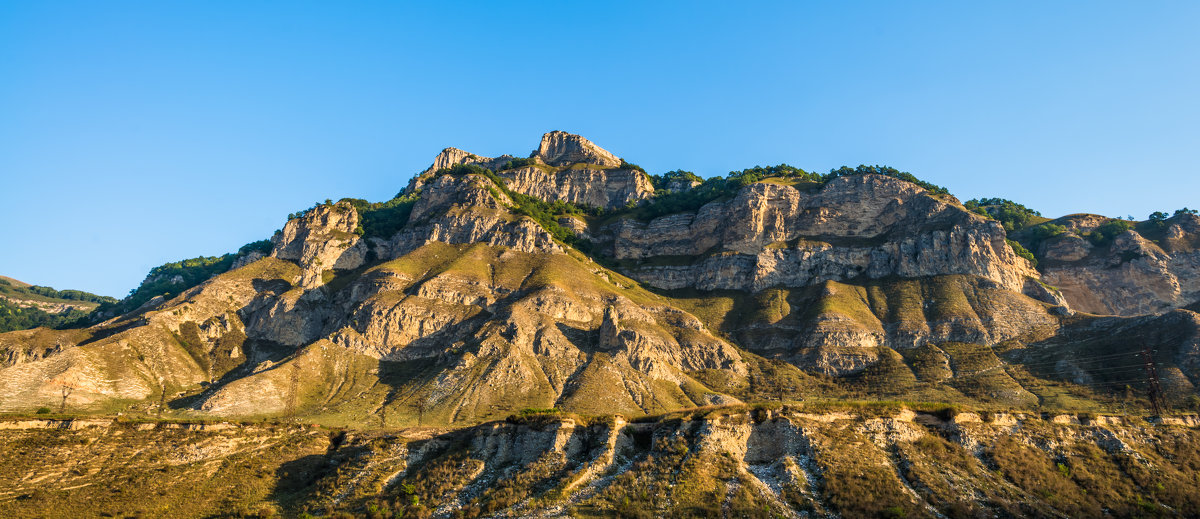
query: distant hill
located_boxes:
[0,277,116,333]
[0,276,30,288]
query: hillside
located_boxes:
[1,131,1198,517]
[0,277,116,333]
[2,410,1198,518]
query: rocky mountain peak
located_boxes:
[532,131,621,168]
[420,147,514,177]
[430,147,478,171]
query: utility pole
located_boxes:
[1140,346,1165,416]
[157,377,167,419]
[49,377,76,415]
[59,385,72,414]
[286,363,300,421]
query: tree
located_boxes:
[965,198,1042,231]
[49,377,79,414]
[1149,211,1169,225]
[1174,207,1198,217]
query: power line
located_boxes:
[1141,344,1165,416]
[1006,352,1146,369]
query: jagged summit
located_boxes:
[531,130,621,167]
[430,146,475,171]
[420,131,622,175]
[421,146,514,176]
[410,131,653,210]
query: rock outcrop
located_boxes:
[1037,213,1200,315]
[499,164,652,210]
[271,201,367,289]
[532,130,621,168]
[419,147,514,176]
[408,132,653,211]
[378,173,565,258]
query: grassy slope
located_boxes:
[180,242,743,428]
[0,423,330,518]
[0,276,114,310]
[303,409,1200,518]
[660,274,1178,414]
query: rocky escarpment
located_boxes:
[1037,213,1200,316]
[79,408,1191,519]
[533,130,621,168]
[601,174,1039,294]
[271,201,367,289]
[422,147,515,175]
[0,257,302,411]
[500,164,652,211]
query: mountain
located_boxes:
[1,131,1199,517]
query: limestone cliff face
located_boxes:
[511,131,653,209]
[420,147,514,176]
[1038,214,1200,315]
[601,175,1038,293]
[271,201,367,289]
[532,130,621,168]
[498,165,652,210]
[379,173,565,258]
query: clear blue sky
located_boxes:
[2,2,1198,297]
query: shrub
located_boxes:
[824,165,949,195]
[1085,219,1133,246]
[619,159,647,174]
[648,170,703,190]
[35,407,51,415]
[0,299,92,333]
[343,193,419,240]
[1007,239,1038,267]
[499,157,537,170]
[430,164,597,253]
[728,164,820,188]
[966,198,1042,231]
[1017,222,1068,254]
[93,253,240,317]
